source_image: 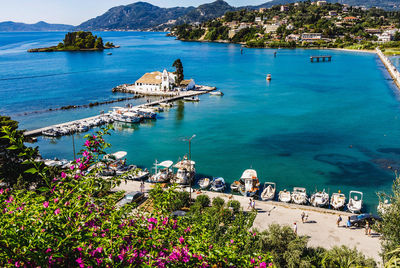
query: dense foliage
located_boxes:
[173,2,400,50]
[57,31,110,50]
[172,59,184,86]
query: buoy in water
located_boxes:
[266,74,272,81]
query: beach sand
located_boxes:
[114,181,382,265]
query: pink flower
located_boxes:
[77,247,83,252]
[43,201,49,208]
[61,172,66,178]
[83,151,89,157]
[84,140,90,147]
[76,158,81,163]
[70,165,75,170]
[54,198,59,203]
[0,189,4,195]
[230,239,234,244]
[259,262,267,268]
[251,258,255,264]
[15,261,20,267]
[148,224,154,231]
[76,258,84,268]
[179,236,185,244]
[54,208,60,215]
[46,248,52,253]
[64,201,70,207]
[6,196,13,203]
[79,163,85,170]
[185,227,191,233]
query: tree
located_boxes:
[172,59,184,86]
[377,173,400,263]
[0,116,40,189]
[394,31,400,41]
[94,37,104,49]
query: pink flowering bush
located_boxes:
[0,126,274,267]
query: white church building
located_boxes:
[133,69,195,93]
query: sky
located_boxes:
[0,0,270,26]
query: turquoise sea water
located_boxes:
[1,32,400,212]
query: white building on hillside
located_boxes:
[134,69,177,92]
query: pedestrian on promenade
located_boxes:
[140,181,145,193]
[301,212,305,223]
[337,215,342,227]
[346,216,351,228]
[252,199,256,210]
[248,198,252,210]
[293,222,297,235]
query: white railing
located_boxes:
[376,48,400,86]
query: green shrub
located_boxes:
[212,196,225,208]
[227,200,241,213]
[196,194,210,208]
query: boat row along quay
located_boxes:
[23,85,217,138]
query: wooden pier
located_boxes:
[310,56,332,63]
[23,85,216,137]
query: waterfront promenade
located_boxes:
[113,180,382,264]
[376,48,400,89]
[23,85,216,137]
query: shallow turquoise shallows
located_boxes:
[1,32,400,212]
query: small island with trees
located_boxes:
[28,31,118,52]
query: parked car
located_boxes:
[349,214,382,227]
[117,191,145,207]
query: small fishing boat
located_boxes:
[266,74,272,81]
[149,160,173,183]
[130,170,150,181]
[377,199,391,215]
[209,91,224,96]
[330,192,346,210]
[171,157,195,185]
[210,177,226,192]
[159,102,173,108]
[238,169,260,197]
[310,189,329,207]
[278,189,291,203]
[183,96,200,102]
[261,182,276,201]
[291,187,308,205]
[347,191,363,213]
[230,180,242,192]
[107,53,112,55]
[198,178,211,189]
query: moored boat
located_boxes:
[330,192,346,210]
[347,191,363,213]
[278,189,291,203]
[171,157,195,185]
[310,189,329,207]
[198,178,211,189]
[230,180,242,192]
[291,187,308,205]
[377,199,391,215]
[183,96,200,102]
[261,182,276,201]
[209,91,224,96]
[238,169,260,197]
[210,177,226,192]
[149,160,173,183]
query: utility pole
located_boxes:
[183,134,196,201]
[72,134,76,160]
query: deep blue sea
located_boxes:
[1,31,400,212]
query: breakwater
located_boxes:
[376,48,400,89]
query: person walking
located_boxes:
[252,199,256,210]
[140,181,145,193]
[337,215,342,227]
[248,198,252,210]
[346,216,351,228]
[293,222,297,235]
[301,212,305,223]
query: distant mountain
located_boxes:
[0,21,73,32]
[77,0,235,31]
[77,2,194,31]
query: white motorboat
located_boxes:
[130,170,150,181]
[347,191,363,213]
[278,189,291,203]
[171,157,195,185]
[377,199,391,215]
[160,102,173,108]
[291,187,308,205]
[261,182,276,201]
[238,169,260,197]
[230,180,242,192]
[210,177,226,192]
[113,112,141,123]
[183,96,200,102]
[330,192,346,210]
[310,189,329,207]
[149,160,173,183]
[209,91,224,96]
[198,178,211,189]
